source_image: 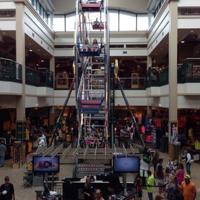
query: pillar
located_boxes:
[147,56,152,117]
[16,1,26,123]
[168,1,178,144]
[49,56,55,125]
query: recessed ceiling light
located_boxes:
[29,49,33,52]
[181,40,185,44]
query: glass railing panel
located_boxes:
[55,77,74,89]
[159,68,168,86]
[0,57,22,83]
[185,63,200,83]
[25,67,40,86]
[115,77,146,90]
[39,71,54,88]
[145,69,160,87]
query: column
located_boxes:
[16,2,26,125]
[168,1,178,145]
[146,56,152,117]
[49,56,55,126]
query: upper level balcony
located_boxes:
[146,58,200,96]
[1,57,200,99]
[0,57,53,96]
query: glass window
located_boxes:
[119,12,136,31]
[137,15,149,31]
[31,0,35,6]
[109,11,118,31]
[44,12,48,24]
[39,3,43,16]
[53,15,65,31]
[66,14,75,31]
[149,14,154,26]
[36,0,40,11]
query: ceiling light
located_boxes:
[41,60,44,62]
[29,49,33,52]
[181,40,185,44]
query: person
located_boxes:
[146,170,155,200]
[152,150,159,173]
[38,133,47,147]
[176,163,185,185]
[140,154,149,186]
[166,177,183,200]
[0,140,7,167]
[0,176,15,200]
[155,159,165,194]
[180,175,196,200]
[183,150,192,175]
[83,176,94,200]
[94,189,105,200]
[134,174,142,200]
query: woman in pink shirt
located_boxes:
[176,163,185,185]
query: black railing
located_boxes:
[40,71,54,88]
[116,77,146,90]
[147,62,200,88]
[26,67,40,86]
[146,68,169,87]
[26,67,53,88]
[0,57,22,83]
[1,57,200,89]
[178,61,200,83]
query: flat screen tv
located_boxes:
[33,156,60,174]
[113,155,140,173]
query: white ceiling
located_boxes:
[51,0,149,14]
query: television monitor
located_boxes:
[113,155,140,173]
[33,156,60,174]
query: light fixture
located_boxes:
[181,40,185,44]
[41,59,44,62]
[29,49,33,52]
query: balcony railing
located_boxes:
[1,58,200,91]
[114,77,146,90]
[147,62,200,87]
[178,61,200,83]
[146,68,169,87]
[26,67,53,88]
[55,77,74,90]
[0,57,22,83]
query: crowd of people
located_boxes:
[135,149,197,200]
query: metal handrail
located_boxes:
[0,57,22,83]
